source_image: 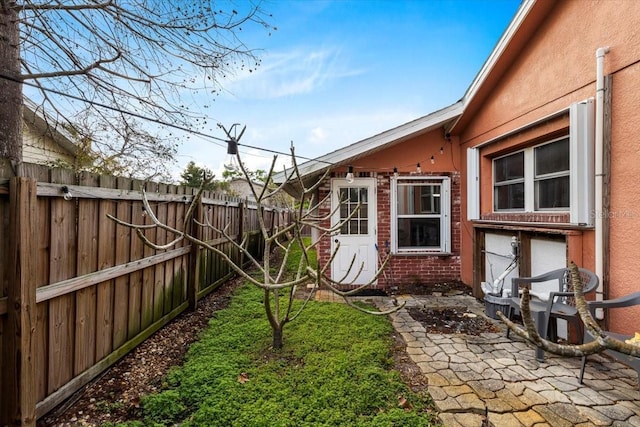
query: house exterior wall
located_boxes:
[457,0,640,333]
[23,126,75,165]
[316,128,461,291]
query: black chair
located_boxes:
[579,291,640,386]
[506,267,599,361]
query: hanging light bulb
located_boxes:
[224,138,239,171]
[393,167,398,178]
[440,146,444,155]
[345,165,355,183]
[416,163,421,174]
[61,186,73,201]
[430,155,435,164]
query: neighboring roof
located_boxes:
[22,97,78,156]
[273,100,464,186]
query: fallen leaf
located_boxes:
[397,396,411,409]
[237,372,250,384]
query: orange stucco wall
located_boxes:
[349,129,459,174]
[456,0,640,333]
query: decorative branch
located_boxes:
[498,262,640,358]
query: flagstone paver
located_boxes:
[373,294,640,426]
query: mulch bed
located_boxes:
[408,306,501,335]
[41,277,244,427]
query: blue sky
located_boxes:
[177,0,523,179]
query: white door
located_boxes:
[331,178,378,285]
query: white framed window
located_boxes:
[391,176,450,254]
[493,137,570,212]
[486,99,593,225]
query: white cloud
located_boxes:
[221,46,365,100]
[309,126,328,144]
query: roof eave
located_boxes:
[273,100,464,186]
[23,97,78,156]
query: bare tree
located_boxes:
[49,109,179,181]
[0,1,274,170]
[499,262,640,358]
[109,135,403,350]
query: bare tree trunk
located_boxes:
[272,324,284,350]
[0,2,23,166]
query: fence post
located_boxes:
[2,177,38,426]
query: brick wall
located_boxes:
[316,171,462,291]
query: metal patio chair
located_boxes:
[579,291,640,386]
[505,267,599,361]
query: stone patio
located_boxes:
[375,293,640,427]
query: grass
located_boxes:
[114,240,440,426]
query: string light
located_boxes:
[440,146,444,155]
[61,186,73,201]
[345,165,354,183]
[393,167,398,178]
[430,155,435,164]
[416,163,421,174]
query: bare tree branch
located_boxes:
[109,138,401,349]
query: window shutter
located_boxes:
[569,99,595,226]
[467,147,480,220]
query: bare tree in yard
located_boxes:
[109,134,403,350]
[0,1,274,171]
[499,262,640,358]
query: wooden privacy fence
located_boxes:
[0,164,291,426]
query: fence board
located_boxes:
[74,172,99,375]
[0,180,8,419]
[30,165,51,403]
[113,178,132,349]
[96,175,117,360]
[128,187,144,339]
[164,184,177,314]
[173,185,186,309]
[153,184,168,320]
[48,169,77,394]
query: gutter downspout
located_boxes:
[595,47,609,312]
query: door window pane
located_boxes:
[339,186,369,235]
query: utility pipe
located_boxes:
[595,46,609,308]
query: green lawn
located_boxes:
[125,284,441,427]
[112,240,440,426]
